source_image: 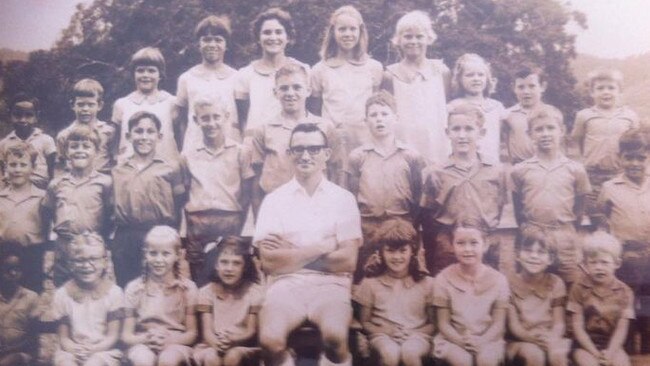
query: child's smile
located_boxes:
[135,65,160,94]
[334,14,360,52]
[67,140,96,170]
[71,245,106,286]
[217,251,245,287]
[518,242,551,275]
[5,155,32,187]
[145,239,179,279]
[383,245,412,278]
[259,19,288,55]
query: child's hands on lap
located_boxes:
[463,334,481,354]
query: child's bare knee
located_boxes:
[260,331,288,355]
[376,347,400,366]
[128,348,156,366]
[476,348,503,366]
[518,343,545,366]
[223,349,245,366]
[158,348,186,366]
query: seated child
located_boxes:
[571,68,639,220]
[346,91,425,282]
[420,103,507,275]
[112,111,185,287]
[193,237,262,366]
[56,78,118,175]
[182,96,254,286]
[354,218,434,366]
[0,241,40,366]
[568,231,634,366]
[511,105,591,284]
[52,232,124,366]
[0,141,47,292]
[0,94,56,189]
[43,125,113,286]
[122,226,198,366]
[432,217,509,366]
[507,226,570,366]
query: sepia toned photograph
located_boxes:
[1,0,650,365]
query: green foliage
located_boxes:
[1,0,585,134]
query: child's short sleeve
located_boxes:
[184,279,199,313]
[566,283,584,314]
[248,284,264,314]
[494,275,511,309]
[369,59,384,90]
[196,284,213,312]
[573,163,592,196]
[344,148,363,177]
[41,134,56,157]
[41,180,57,210]
[621,285,636,320]
[168,160,186,197]
[111,98,124,125]
[106,285,125,321]
[352,278,375,307]
[510,165,524,194]
[238,145,255,180]
[51,287,68,323]
[124,279,144,313]
[571,109,589,141]
[551,275,568,308]
[432,275,451,308]
[420,166,442,209]
[249,125,266,168]
[310,62,324,97]
[234,67,251,100]
[175,73,189,108]
[425,276,436,306]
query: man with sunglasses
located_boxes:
[254,123,362,366]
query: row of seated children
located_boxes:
[0,217,636,366]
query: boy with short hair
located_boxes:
[56,78,118,175]
[420,103,508,275]
[42,124,113,286]
[182,96,254,285]
[346,91,425,281]
[597,128,650,352]
[0,141,47,292]
[249,61,344,215]
[0,94,56,189]
[112,111,185,287]
[568,231,634,366]
[511,105,591,284]
[175,15,239,151]
[571,68,639,220]
[502,65,549,164]
[0,241,40,366]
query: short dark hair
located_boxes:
[367,218,427,282]
[619,128,649,154]
[127,111,162,132]
[11,93,40,114]
[513,64,546,84]
[211,236,259,285]
[251,8,295,44]
[129,47,166,80]
[289,123,328,148]
[451,215,490,241]
[516,225,557,262]
[194,15,232,43]
[0,240,24,269]
[71,78,104,102]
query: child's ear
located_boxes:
[97,100,104,111]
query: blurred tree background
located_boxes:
[1,0,585,134]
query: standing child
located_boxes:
[354,219,434,366]
[420,103,508,275]
[0,94,56,189]
[0,241,40,366]
[502,65,549,165]
[572,69,639,222]
[310,5,384,154]
[235,8,306,135]
[182,96,254,286]
[382,10,450,164]
[346,91,425,282]
[112,111,185,287]
[0,142,47,292]
[448,53,507,163]
[176,15,239,151]
[507,226,570,366]
[597,129,650,352]
[511,105,591,285]
[193,237,262,366]
[43,125,113,286]
[122,226,198,366]
[568,231,634,366]
[56,79,118,175]
[432,217,509,366]
[51,233,124,366]
[249,62,343,214]
[112,47,179,161]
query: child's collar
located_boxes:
[192,63,236,80]
[387,59,446,82]
[510,272,555,299]
[213,281,251,300]
[128,89,170,105]
[65,277,113,303]
[378,273,415,288]
[323,55,369,68]
[578,275,625,299]
[8,127,41,141]
[445,263,498,294]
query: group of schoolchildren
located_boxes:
[0,4,647,366]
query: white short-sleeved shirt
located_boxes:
[175,64,239,151]
[254,177,362,277]
[52,280,124,346]
[311,57,383,127]
[124,277,198,332]
[111,90,179,161]
[234,58,308,132]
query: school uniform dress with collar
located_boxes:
[432,264,509,362]
[176,63,239,149]
[52,279,124,366]
[384,60,450,164]
[0,128,56,189]
[311,56,383,153]
[235,57,309,134]
[112,90,179,162]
